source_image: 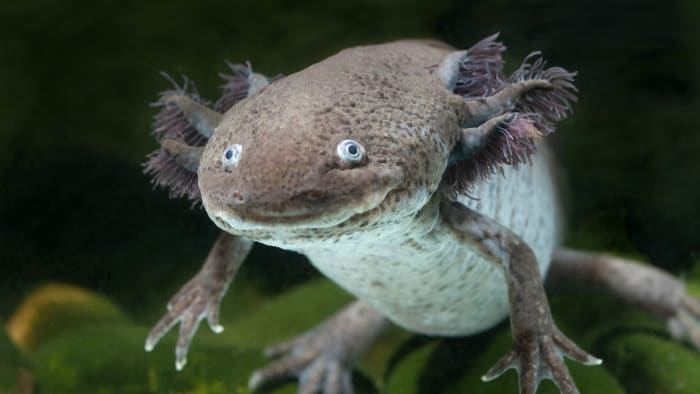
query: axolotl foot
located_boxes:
[145,234,252,370]
[482,325,601,394]
[249,301,387,394]
[667,295,700,349]
[549,249,700,351]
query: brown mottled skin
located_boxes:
[144,37,700,394]
[199,41,462,240]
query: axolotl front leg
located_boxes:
[145,232,253,370]
[145,230,388,393]
[145,228,387,393]
[443,201,601,394]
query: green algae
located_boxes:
[12,276,700,393]
[599,333,700,394]
[33,323,263,394]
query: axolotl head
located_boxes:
[146,37,576,245]
[197,50,466,242]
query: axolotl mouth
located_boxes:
[201,165,405,232]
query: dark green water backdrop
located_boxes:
[1,0,700,393]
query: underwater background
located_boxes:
[1,0,700,393]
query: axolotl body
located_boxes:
[143,35,700,394]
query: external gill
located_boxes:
[143,63,276,204]
[440,34,577,194]
[508,52,578,134]
[143,75,214,203]
[161,139,204,173]
[447,113,541,188]
[447,32,506,98]
[460,79,553,127]
[215,61,274,111]
[165,95,222,138]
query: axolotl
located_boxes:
[142,35,700,394]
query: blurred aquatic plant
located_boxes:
[6,283,129,353]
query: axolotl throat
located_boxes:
[142,35,700,394]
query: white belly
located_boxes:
[303,147,563,336]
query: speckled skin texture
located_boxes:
[200,41,461,237]
[298,148,560,336]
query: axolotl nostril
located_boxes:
[142,35,700,393]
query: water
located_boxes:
[1,0,699,392]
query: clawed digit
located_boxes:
[668,294,700,349]
[144,233,250,370]
[249,337,354,394]
[483,327,601,394]
[144,273,223,371]
[249,301,386,394]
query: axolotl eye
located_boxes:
[222,144,242,167]
[336,139,365,163]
